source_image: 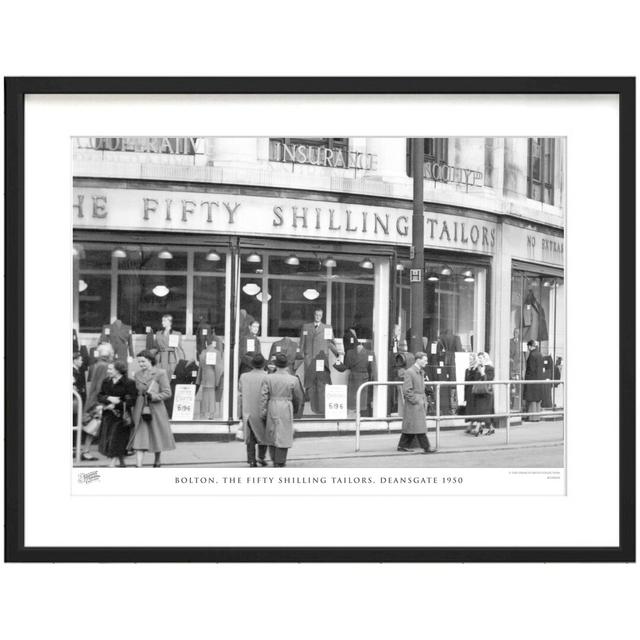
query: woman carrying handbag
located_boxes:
[470,352,496,436]
[128,350,175,468]
[97,361,137,467]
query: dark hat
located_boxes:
[251,353,266,368]
[274,352,288,368]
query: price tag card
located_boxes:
[439,361,444,367]
[171,375,176,380]
[324,327,333,340]
[437,368,442,374]
[393,345,398,353]
[172,385,196,421]
[191,370,197,378]
[368,355,374,362]
[325,385,348,420]
[430,342,437,354]
[276,346,281,353]
[246,338,255,352]
[206,351,217,365]
[202,329,208,336]
[145,326,152,334]
[302,330,308,336]
[104,328,110,335]
[169,334,179,348]
[522,341,528,352]
[315,359,324,372]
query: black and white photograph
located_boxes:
[5,76,632,560]
[71,135,565,475]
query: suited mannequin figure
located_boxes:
[300,308,339,414]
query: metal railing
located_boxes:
[72,389,83,464]
[355,379,564,452]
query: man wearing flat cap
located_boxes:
[260,352,304,467]
[238,352,269,467]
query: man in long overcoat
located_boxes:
[238,353,269,467]
[523,339,544,421]
[397,352,435,453]
[260,353,304,467]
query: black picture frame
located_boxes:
[4,77,635,562]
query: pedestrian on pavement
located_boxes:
[97,361,137,467]
[473,351,496,435]
[397,352,435,453]
[463,352,480,433]
[259,352,304,467]
[128,350,175,468]
[238,353,269,467]
[81,342,114,461]
[523,339,544,422]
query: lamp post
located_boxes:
[410,138,425,354]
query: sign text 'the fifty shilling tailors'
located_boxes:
[72,189,499,251]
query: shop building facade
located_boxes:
[72,136,565,433]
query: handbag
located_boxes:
[472,383,492,395]
[82,416,101,437]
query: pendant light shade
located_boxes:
[152,285,170,297]
[246,252,261,263]
[396,262,405,272]
[284,254,300,266]
[462,269,475,283]
[112,247,127,259]
[303,288,320,300]
[359,257,374,269]
[427,272,439,282]
[242,283,261,296]
[256,292,272,302]
[205,249,221,261]
[440,265,453,276]
[322,256,337,268]
[158,248,173,260]
[78,279,88,292]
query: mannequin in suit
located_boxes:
[268,336,303,375]
[196,342,224,419]
[300,308,339,414]
[152,314,185,378]
[100,318,134,363]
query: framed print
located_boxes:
[4,77,635,562]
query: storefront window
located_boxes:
[78,273,111,333]
[510,270,564,411]
[393,258,488,415]
[235,250,377,419]
[423,261,487,352]
[118,274,187,334]
[74,241,230,422]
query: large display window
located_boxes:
[74,241,231,422]
[393,256,489,414]
[510,268,564,411]
[235,250,376,418]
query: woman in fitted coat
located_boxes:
[128,350,175,468]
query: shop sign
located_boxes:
[172,385,196,421]
[325,385,348,420]
[503,224,564,266]
[76,137,201,155]
[409,269,422,282]
[73,187,497,254]
[423,161,483,188]
[271,141,377,171]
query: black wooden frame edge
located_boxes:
[4,76,636,563]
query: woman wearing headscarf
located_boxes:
[472,352,496,436]
[464,353,481,434]
[97,361,137,467]
[128,350,175,468]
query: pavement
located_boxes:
[75,420,564,468]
